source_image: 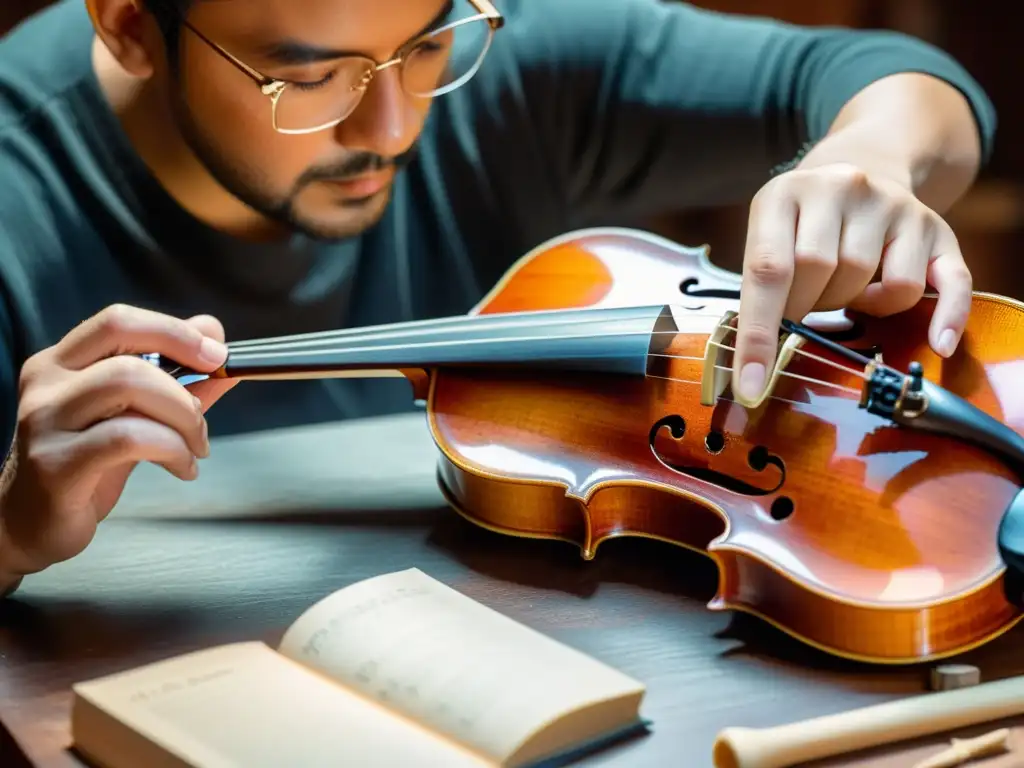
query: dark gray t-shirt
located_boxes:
[0,0,996,449]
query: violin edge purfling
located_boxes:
[139,226,1024,664]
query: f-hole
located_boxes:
[648,416,787,497]
[680,278,740,300]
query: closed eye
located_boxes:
[288,70,338,91]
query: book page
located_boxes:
[72,641,490,768]
[277,568,646,764]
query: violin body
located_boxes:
[415,228,1024,664]
[156,225,1024,665]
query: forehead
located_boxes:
[190,0,454,53]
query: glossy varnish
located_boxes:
[419,229,1024,664]
[167,227,1024,665]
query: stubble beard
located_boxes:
[168,89,415,241]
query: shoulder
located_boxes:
[0,0,101,234]
[0,0,94,141]
[486,0,809,62]
[486,0,989,80]
[0,3,103,359]
[0,0,98,247]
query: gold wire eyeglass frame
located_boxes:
[179,0,505,135]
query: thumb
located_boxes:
[183,314,236,411]
[185,313,227,343]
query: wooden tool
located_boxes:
[146,226,1024,664]
[712,674,1024,768]
[911,729,1011,768]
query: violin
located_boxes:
[149,226,1024,665]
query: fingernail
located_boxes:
[938,329,956,357]
[200,337,228,367]
[738,362,766,403]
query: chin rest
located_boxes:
[999,488,1024,609]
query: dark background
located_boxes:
[4,0,1020,296]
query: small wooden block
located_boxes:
[930,664,981,691]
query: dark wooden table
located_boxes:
[2,413,1023,768]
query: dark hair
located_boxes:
[140,0,194,67]
[141,0,191,23]
[142,0,193,19]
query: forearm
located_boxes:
[0,533,24,600]
[0,439,22,598]
[795,72,984,212]
[510,0,995,219]
[0,528,24,599]
[0,572,22,598]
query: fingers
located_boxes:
[847,215,969,358]
[733,192,797,405]
[185,314,227,344]
[182,315,237,411]
[784,196,842,322]
[848,209,933,319]
[738,162,974,410]
[53,355,210,458]
[64,415,200,486]
[2,307,230,577]
[816,207,890,311]
[925,226,973,357]
[55,304,228,373]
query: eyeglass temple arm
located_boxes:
[470,0,505,27]
[180,19,274,87]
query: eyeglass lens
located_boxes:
[274,16,493,133]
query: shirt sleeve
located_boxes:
[499,0,997,221]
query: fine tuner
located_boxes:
[140,227,1024,665]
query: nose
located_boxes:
[335,64,419,159]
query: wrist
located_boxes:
[0,571,22,599]
[0,516,24,599]
[0,524,25,598]
[0,437,31,597]
[794,129,917,193]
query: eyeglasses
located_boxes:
[179,0,504,135]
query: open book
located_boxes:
[69,568,649,767]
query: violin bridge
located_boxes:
[700,310,806,408]
[701,310,738,406]
[736,331,806,409]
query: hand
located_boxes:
[0,304,238,582]
[732,162,972,405]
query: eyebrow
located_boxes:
[255,0,456,66]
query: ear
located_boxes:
[86,0,163,79]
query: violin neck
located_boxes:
[220,305,676,381]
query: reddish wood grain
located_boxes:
[425,228,1024,664]
[1,414,1024,768]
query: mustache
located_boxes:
[299,143,420,185]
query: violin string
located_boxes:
[222,326,868,399]
[644,355,863,396]
[223,310,872,379]
[224,307,677,349]
[225,320,871,388]
[706,339,869,380]
[222,306,862,351]
[643,374,843,408]
[223,326,858,377]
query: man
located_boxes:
[0,0,993,595]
